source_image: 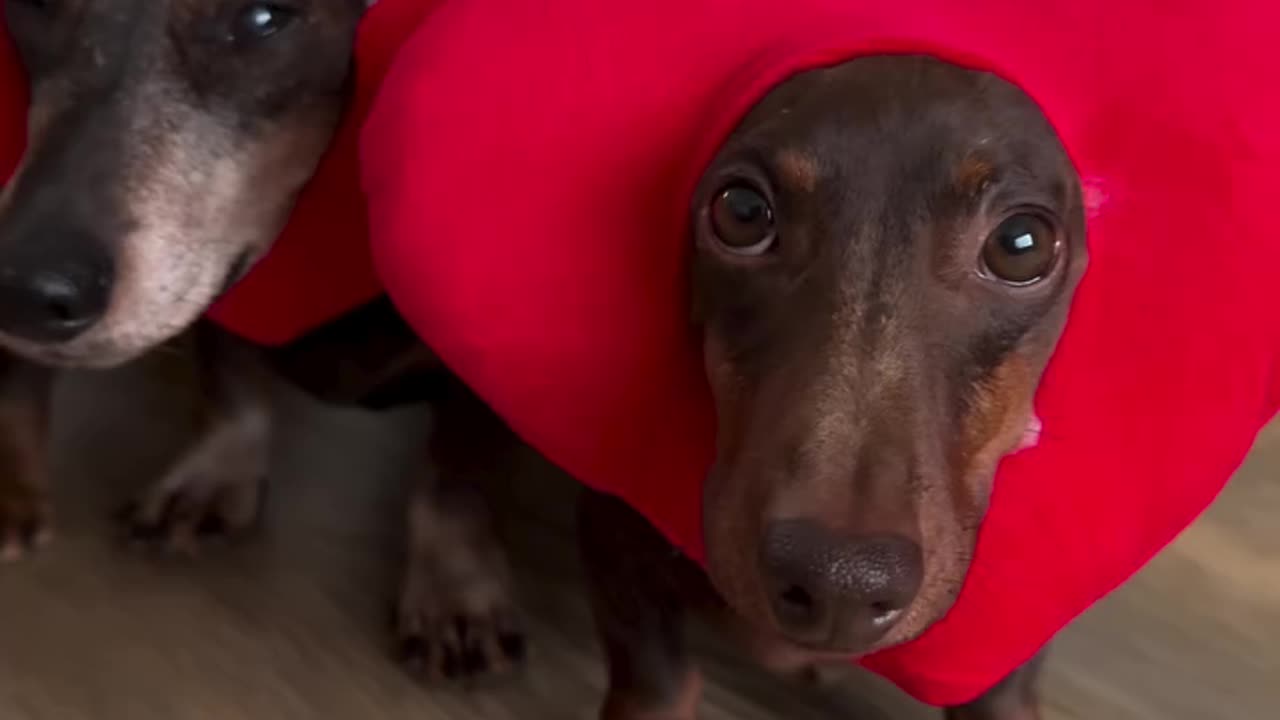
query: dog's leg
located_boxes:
[397,380,526,684]
[122,324,270,555]
[0,355,53,561]
[944,651,1047,720]
[579,489,711,720]
[268,297,526,683]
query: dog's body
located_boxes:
[271,297,527,679]
[0,0,524,681]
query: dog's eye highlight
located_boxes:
[711,185,777,256]
[981,213,1059,285]
[231,2,297,43]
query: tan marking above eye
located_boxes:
[954,154,997,199]
[775,149,818,193]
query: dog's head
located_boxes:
[0,0,369,367]
[694,56,1086,657]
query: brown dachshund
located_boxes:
[578,55,1086,720]
[0,0,365,552]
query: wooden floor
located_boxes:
[0,356,1276,720]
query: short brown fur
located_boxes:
[582,54,1087,720]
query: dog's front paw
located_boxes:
[118,473,262,557]
[395,474,527,685]
[396,581,527,685]
[0,479,51,562]
[119,410,268,557]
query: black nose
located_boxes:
[0,249,113,344]
[761,519,923,650]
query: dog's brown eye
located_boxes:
[710,185,776,256]
[981,213,1059,285]
[232,2,297,43]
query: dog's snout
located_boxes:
[761,519,922,651]
[0,236,114,343]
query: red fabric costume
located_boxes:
[3,0,1278,707]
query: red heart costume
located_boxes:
[4,0,1279,707]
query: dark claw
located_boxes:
[196,513,228,537]
[118,500,164,539]
[399,636,428,670]
[462,643,488,676]
[113,502,139,526]
[398,616,527,684]
[20,517,41,545]
[116,492,249,552]
[441,644,463,679]
[119,503,164,544]
[499,632,527,663]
